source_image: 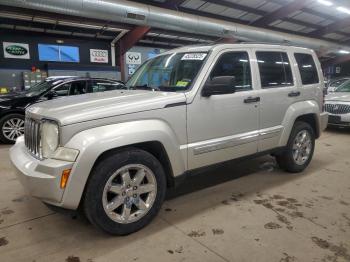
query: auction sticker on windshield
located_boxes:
[181,53,207,60]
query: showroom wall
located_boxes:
[0,30,121,90]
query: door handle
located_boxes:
[244,96,260,103]
[288,91,301,97]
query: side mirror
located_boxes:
[46,90,58,100]
[202,76,236,97]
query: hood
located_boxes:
[27,90,187,126]
[325,92,350,103]
[0,92,34,107]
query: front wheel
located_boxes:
[84,148,166,235]
[276,121,315,173]
[0,114,25,144]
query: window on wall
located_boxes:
[210,52,252,92]
[38,44,80,62]
[294,53,319,85]
[256,51,293,88]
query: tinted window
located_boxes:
[69,81,87,95]
[91,81,124,93]
[294,53,319,85]
[53,83,70,96]
[256,52,293,88]
[210,52,252,91]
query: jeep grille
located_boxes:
[24,117,42,159]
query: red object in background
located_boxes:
[31,66,36,72]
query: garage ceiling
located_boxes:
[0,0,349,61]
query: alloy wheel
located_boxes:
[2,118,25,142]
[102,164,157,224]
[292,130,312,165]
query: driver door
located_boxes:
[187,50,260,170]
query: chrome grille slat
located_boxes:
[24,117,42,159]
[325,104,350,115]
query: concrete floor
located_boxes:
[0,129,349,262]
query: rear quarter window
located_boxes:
[294,53,319,85]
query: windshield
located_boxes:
[126,52,208,92]
[26,80,59,96]
[335,80,350,92]
[329,78,349,88]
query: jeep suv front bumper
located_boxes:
[10,136,74,206]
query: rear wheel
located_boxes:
[0,114,25,144]
[276,121,315,173]
[84,148,166,235]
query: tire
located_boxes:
[0,113,25,144]
[84,148,166,235]
[276,121,315,173]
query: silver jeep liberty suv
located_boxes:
[10,44,328,235]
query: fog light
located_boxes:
[60,169,71,189]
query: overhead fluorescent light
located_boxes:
[337,7,350,15]
[317,0,333,6]
[339,50,350,54]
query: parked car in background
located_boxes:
[10,44,328,235]
[327,77,350,93]
[0,77,125,143]
[325,79,350,127]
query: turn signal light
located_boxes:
[60,169,71,189]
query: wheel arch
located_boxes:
[91,141,176,188]
[60,120,186,210]
[279,100,321,146]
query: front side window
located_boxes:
[126,52,207,92]
[256,51,293,88]
[294,53,319,85]
[210,52,252,92]
[90,81,124,93]
[53,83,70,96]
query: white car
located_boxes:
[10,43,328,235]
[325,79,350,127]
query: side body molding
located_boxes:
[279,100,321,147]
[60,120,186,209]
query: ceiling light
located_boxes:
[339,50,350,54]
[337,7,350,15]
[317,0,333,6]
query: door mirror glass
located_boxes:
[202,76,236,97]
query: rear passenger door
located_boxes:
[253,49,298,152]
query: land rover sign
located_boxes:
[3,42,30,59]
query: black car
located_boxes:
[0,77,125,144]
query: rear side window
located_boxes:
[210,52,252,92]
[256,51,293,88]
[294,53,319,85]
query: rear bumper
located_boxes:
[9,137,74,206]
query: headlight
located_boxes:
[41,121,59,158]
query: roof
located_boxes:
[162,43,312,55]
